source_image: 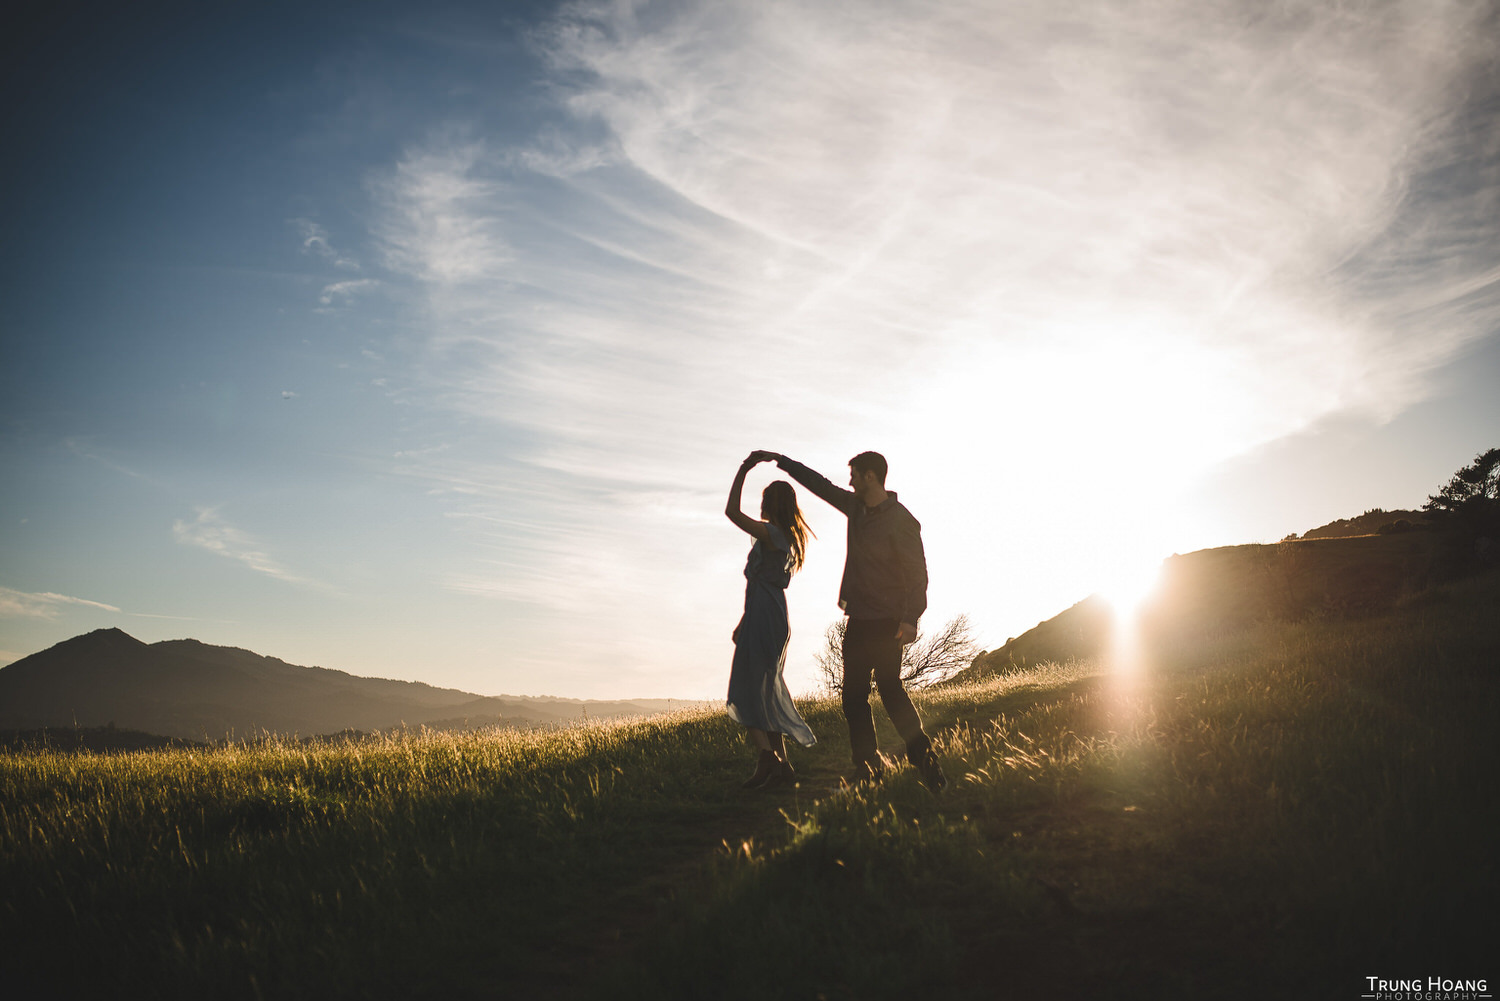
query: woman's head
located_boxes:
[760,480,813,572]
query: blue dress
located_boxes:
[726,523,817,747]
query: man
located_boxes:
[750,449,947,791]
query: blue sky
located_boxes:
[3,0,1497,700]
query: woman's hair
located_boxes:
[760,480,814,572]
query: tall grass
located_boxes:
[4,573,1496,998]
[2,710,765,997]
[618,573,1499,999]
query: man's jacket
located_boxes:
[775,456,928,626]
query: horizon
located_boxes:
[3,0,1498,700]
[0,498,1458,702]
[4,623,713,705]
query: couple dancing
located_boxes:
[724,449,947,793]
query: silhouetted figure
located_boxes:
[724,453,816,789]
[752,449,947,791]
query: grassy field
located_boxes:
[4,571,1497,999]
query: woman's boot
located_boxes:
[742,749,780,789]
[764,733,797,788]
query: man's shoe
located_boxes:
[779,757,798,787]
[908,736,948,793]
[762,757,798,789]
[844,755,885,787]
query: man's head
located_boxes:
[848,451,888,504]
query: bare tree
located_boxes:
[814,614,980,694]
[813,619,848,696]
[902,614,981,687]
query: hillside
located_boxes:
[4,569,1494,997]
[959,525,1445,679]
[0,628,697,741]
[1293,506,1427,540]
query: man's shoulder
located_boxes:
[881,494,921,530]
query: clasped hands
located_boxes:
[741,449,780,468]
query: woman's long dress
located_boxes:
[726,523,816,747]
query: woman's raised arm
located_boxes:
[726,454,770,541]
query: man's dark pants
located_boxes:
[841,617,925,767]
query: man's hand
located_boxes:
[896,622,918,645]
[748,450,781,464]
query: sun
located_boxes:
[1098,554,1164,688]
[1098,557,1164,621]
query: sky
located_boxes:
[2,0,1497,700]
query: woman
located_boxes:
[725,452,817,789]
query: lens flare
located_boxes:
[1099,558,1164,623]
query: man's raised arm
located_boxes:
[751,451,855,515]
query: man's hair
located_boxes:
[848,451,888,485]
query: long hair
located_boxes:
[760,480,814,573]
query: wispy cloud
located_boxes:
[65,437,152,481]
[369,137,515,287]
[172,508,322,588]
[0,587,121,619]
[534,0,1497,425]
[292,218,361,270]
[0,587,225,625]
[318,278,381,306]
[380,1,1499,472]
[362,0,1499,687]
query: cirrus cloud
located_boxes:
[0,587,122,619]
[172,508,323,588]
[359,0,1500,691]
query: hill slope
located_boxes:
[0,629,694,740]
[960,528,1443,679]
[4,570,1494,997]
[1295,506,1426,540]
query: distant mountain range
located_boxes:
[0,629,703,742]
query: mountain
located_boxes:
[0,629,702,741]
[957,526,1446,681]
